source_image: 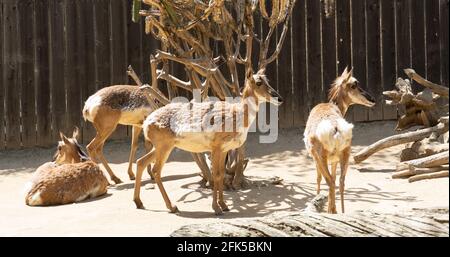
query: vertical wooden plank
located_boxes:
[306,0,322,114]
[75,0,88,144]
[425,0,441,84]
[49,0,67,141]
[110,0,128,140]
[278,16,293,129]
[410,0,426,92]
[395,0,411,76]
[3,0,21,149]
[292,0,307,127]
[381,0,398,120]
[366,0,383,121]
[18,0,37,147]
[351,0,368,122]
[127,0,143,85]
[65,0,81,136]
[0,2,5,149]
[94,0,111,91]
[81,0,97,144]
[321,0,337,104]
[35,0,52,146]
[440,0,449,87]
[336,0,354,121]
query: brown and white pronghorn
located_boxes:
[83,85,155,184]
[304,67,375,214]
[25,128,109,206]
[133,70,283,215]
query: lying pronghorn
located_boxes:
[133,70,283,215]
[304,67,375,214]
[25,128,109,206]
[83,85,154,184]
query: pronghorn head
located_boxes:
[53,127,89,165]
[329,67,375,108]
[244,69,284,106]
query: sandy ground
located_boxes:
[0,121,448,236]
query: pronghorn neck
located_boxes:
[331,99,350,116]
[241,84,260,128]
[329,86,351,116]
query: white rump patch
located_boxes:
[83,95,102,122]
[315,119,354,153]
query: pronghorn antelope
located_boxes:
[25,128,109,206]
[133,70,283,215]
[304,67,375,214]
[83,85,155,184]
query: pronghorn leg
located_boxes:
[144,139,154,180]
[211,149,224,215]
[87,124,121,184]
[314,162,322,195]
[133,149,156,209]
[127,126,142,180]
[152,146,178,213]
[331,162,337,184]
[310,140,337,214]
[339,147,351,213]
[217,151,229,212]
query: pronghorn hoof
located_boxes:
[134,199,145,209]
[219,202,230,212]
[213,207,224,216]
[169,205,179,213]
[129,176,136,181]
[112,177,123,184]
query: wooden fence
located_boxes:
[0,0,448,150]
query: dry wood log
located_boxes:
[171,208,449,237]
[384,78,440,130]
[354,122,448,163]
[408,170,449,183]
[392,165,448,179]
[400,137,449,162]
[404,68,449,98]
[396,151,449,171]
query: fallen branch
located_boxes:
[392,165,448,179]
[127,65,143,86]
[396,151,449,171]
[408,170,449,183]
[404,68,449,98]
[354,122,448,163]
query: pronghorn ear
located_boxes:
[60,132,70,145]
[341,66,352,83]
[72,127,80,140]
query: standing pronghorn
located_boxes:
[304,67,375,214]
[133,70,283,215]
[83,85,155,184]
[25,128,109,206]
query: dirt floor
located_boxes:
[0,121,448,236]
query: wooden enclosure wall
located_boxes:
[0,0,449,149]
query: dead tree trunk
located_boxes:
[354,69,449,183]
[130,0,297,189]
